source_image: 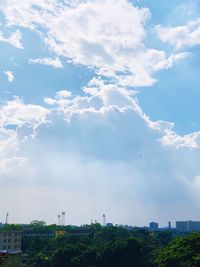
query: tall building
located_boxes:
[176,221,200,232]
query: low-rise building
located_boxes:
[67,228,91,237]
[0,230,22,252]
[23,229,54,239]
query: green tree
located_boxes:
[101,237,146,267]
[156,232,200,267]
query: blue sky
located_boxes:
[0,0,200,227]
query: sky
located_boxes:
[1,0,200,227]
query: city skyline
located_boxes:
[1,0,200,226]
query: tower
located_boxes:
[61,212,66,226]
[57,214,61,226]
[5,213,9,225]
[103,214,106,226]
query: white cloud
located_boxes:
[156,18,200,48]
[0,29,23,49]
[44,97,56,105]
[29,57,63,68]
[0,0,185,87]
[161,131,200,149]
[4,70,14,82]
[56,90,72,98]
[0,97,49,140]
[0,81,199,224]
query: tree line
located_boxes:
[19,223,200,267]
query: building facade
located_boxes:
[149,222,159,230]
[23,229,54,239]
[0,231,22,251]
[176,221,200,232]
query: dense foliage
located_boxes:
[156,232,200,267]
[12,224,200,266]
[20,224,173,267]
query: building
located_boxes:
[149,222,159,230]
[0,231,22,251]
[23,229,54,239]
[176,221,200,232]
[67,228,91,237]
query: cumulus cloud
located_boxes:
[0,0,185,87]
[0,80,199,224]
[4,70,14,82]
[0,97,50,211]
[0,29,23,49]
[56,90,72,98]
[156,18,200,48]
[161,131,200,149]
[43,97,56,105]
[0,97,49,142]
[29,57,63,68]
[42,78,200,150]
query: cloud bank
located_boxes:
[0,80,200,224]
